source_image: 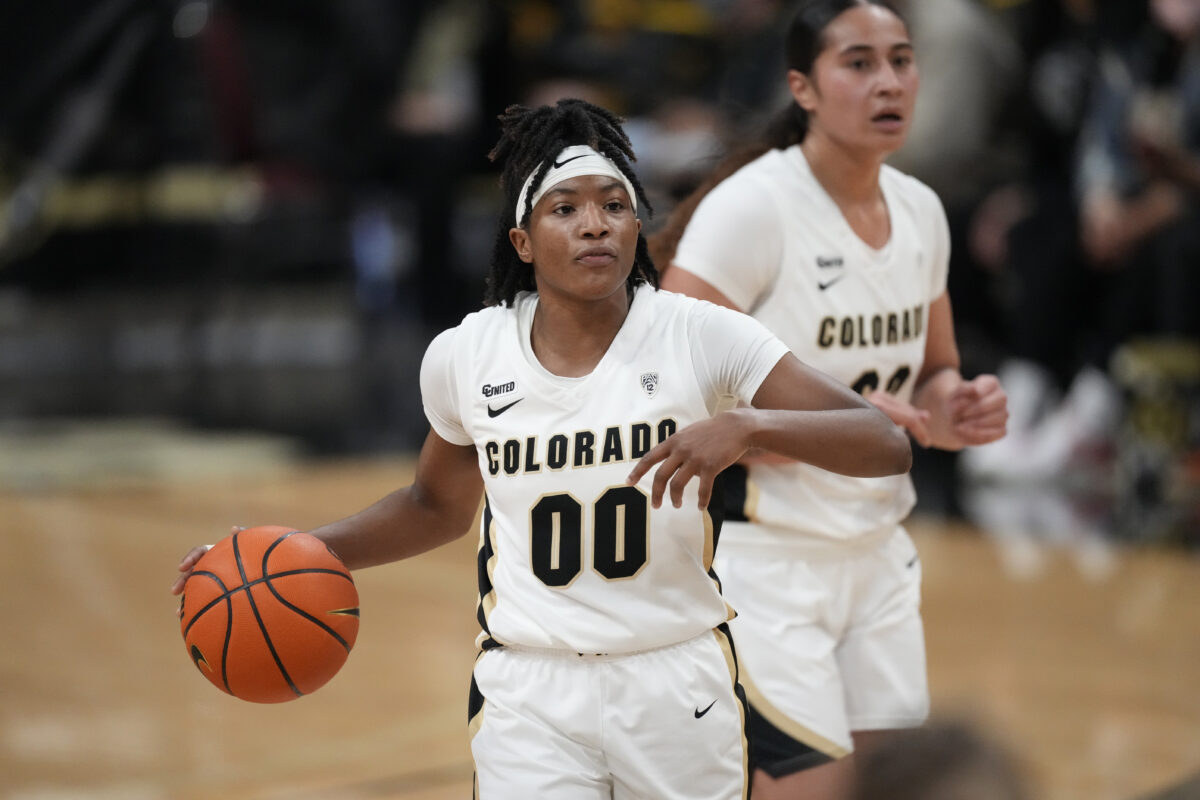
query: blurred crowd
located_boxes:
[0,0,1197,540]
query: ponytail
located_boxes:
[764,102,810,149]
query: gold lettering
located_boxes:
[503,440,520,475]
[574,431,595,467]
[615,505,626,563]
[546,435,568,470]
[523,436,541,473]
[840,318,855,347]
[631,423,652,458]
[818,317,836,348]
[601,426,624,464]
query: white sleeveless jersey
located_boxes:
[673,145,949,548]
[420,284,788,654]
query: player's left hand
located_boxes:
[626,411,752,509]
[945,374,1008,446]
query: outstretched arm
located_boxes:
[172,431,483,594]
[628,353,912,509]
[305,430,483,569]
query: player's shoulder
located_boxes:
[644,284,713,313]
[704,147,791,201]
[425,301,516,364]
[446,298,519,338]
[649,286,754,329]
[738,147,798,189]
[880,163,944,212]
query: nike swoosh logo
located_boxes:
[552,153,588,169]
[694,700,717,719]
[190,645,212,673]
[487,398,523,417]
[907,554,919,568]
[818,275,844,291]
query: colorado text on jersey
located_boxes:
[483,418,678,477]
[817,303,925,349]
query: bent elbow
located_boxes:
[893,430,914,475]
[843,425,912,478]
[875,426,913,477]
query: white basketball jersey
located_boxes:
[420,285,788,653]
[673,145,949,547]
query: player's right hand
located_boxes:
[627,410,752,510]
[171,546,211,599]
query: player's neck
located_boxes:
[801,133,884,208]
[530,291,630,378]
[801,133,892,249]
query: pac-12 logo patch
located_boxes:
[640,372,659,398]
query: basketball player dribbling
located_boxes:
[173,98,912,799]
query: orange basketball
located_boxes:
[180,525,359,703]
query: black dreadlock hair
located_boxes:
[483,98,658,307]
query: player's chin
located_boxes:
[866,126,909,153]
[576,273,633,302]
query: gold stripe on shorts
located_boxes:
[712,626,751,800]
[743,475,760,522]
[740,672,850,760]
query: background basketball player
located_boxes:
[652,2,1008,798]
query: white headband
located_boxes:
[514,145,638,227]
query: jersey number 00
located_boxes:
[531,486,649,587]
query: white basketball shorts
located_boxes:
[468,627,750,799]
[714,525,929,776]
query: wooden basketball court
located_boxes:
[2,429,1198,799]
